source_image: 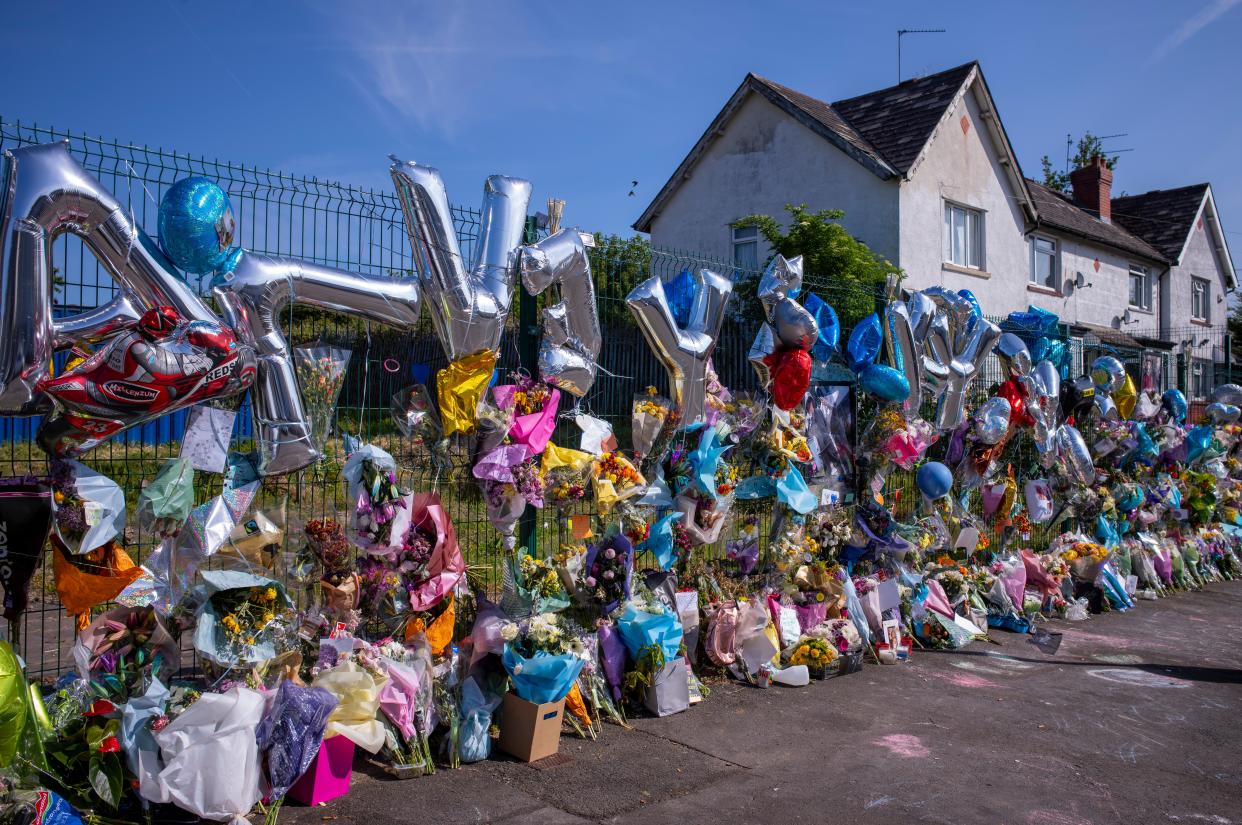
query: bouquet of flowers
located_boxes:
[304,518,359,622]
[493,372,560,457]
[582,534,632,615]
[390,383,445,453]
[293,344,351,455]
[592,452,646,514]
[343,444,408,554]
[73,606,178,692]
[1061,540,1110,581]
[136,457,195,539]
[632,388,676,461]
[50,459,126,557]
[787,636,836,677]
[500,612,586,705]
[190,570,293,667]
[541,443,592,512]
[500,552,571,618]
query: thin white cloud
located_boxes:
[323,1,616,139]
[1152,0,1241,62]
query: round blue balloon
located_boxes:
[1161,389,1188,424]
[159,176,237,274]
[916,461,953,500]
[846,313,883,373]
[861,363,910,402]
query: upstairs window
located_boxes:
[1030,236,1058,289]
[1191,276,1210,322]
[944,202,985,270]
[1129,264,1152,311]
[732,224,759,270]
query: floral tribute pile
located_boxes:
[3,256,1242,825]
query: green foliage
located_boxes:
[1040,132,1120,194]
[730,204,893,326]
[1229,303,1242,365]
[589,233,651,327]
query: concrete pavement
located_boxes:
[283,582,1242,825]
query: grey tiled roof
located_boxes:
[831,62,979,174]
[1026,179,1167,263]
[1111,184,1208,264]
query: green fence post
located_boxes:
[517,216,540,559]
[1226,334,1233,384]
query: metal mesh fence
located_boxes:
[0,117,1221,679]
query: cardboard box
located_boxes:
[288,734,354,806]
[644,656,690,717]
[498,693,564,762]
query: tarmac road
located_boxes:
[282,581,1242,825]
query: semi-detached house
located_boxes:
[634,61,1237,399]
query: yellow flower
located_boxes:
[263,587,277,602]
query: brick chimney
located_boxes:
[1070,155,1113,222]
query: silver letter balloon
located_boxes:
[627,269,732,425]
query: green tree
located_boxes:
[1040,132,1120,194]
[588,233,651,327]
[730,204,895,326]
[1229,301,1242,367]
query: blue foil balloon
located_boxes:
[159,176,238,275]
[1005,305,1059,336]
[1031,337,1070,378]
[915,461,953,500]
[667,269,695,327]
[1161,389,1188,424]
[846,313,883,372]
[1186,425,1213,463]
[803,292,840,361]
[861,363,910,402]
[958,289,983,323]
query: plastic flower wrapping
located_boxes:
[293,344,351,455]
[10,219,1242,825]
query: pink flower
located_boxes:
[585,576,597,587]
[603,570,615,581]
[604,548,616,560]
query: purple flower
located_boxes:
[603,570,615,581]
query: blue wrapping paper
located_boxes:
[689,425,731,500]
[777,464,818,514]
[639,511,685,571]
[616,604,683,661]
[502,646,584,704]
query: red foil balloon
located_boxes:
[764,348,812,410]
[37,306,255,456]
[997,378,1033,427]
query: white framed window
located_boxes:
[943,202,985,270]
[1191,358,1212,399]
[1191,276,1210,322]
[1029,236,1058,289]
[732,224,759,270]
[1129,264,1152,311]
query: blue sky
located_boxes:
[3,0,1241,247]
